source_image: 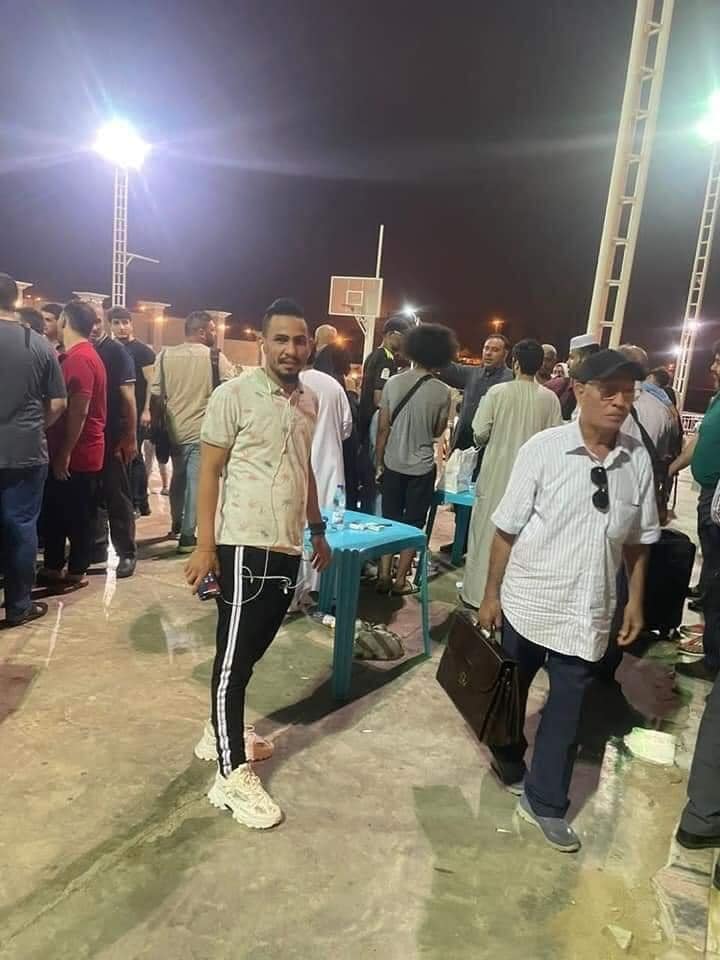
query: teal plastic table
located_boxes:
[318,510,431,700]
[425,488,475,565]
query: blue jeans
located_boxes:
[170,443,201,541]
[490,616,594,819]
[0,465,47,620]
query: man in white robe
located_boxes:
[461,340,562,608]
[291,368,353,608]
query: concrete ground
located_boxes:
[0,474,717,959]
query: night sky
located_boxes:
[2,1,720,405]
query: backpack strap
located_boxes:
[159,350,167,403]
[210,348,221,391]
[630,405,670,519]
[390,374,434,427]
[629,406,659,464]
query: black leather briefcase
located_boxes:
[436,610,522,747]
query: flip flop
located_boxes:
[43,577,89,595]
[391,582,419,596]
[1,602,48,629]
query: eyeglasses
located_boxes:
[588,381,636,402]
[591,465,609,510]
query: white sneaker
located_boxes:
[193,721,274,762]
[208,765,282,829]
[194,720,218,761]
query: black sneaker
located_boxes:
[116,556,137,579]
[139,504,151,517]
[90,547,108,566]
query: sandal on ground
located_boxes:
[244,725,274,762]
[391,581,419,596]
[2,602,48,629]
[678,635,705,658]
[39,573,88,595]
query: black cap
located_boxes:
[573,348,646,384]
[384,313,412,335]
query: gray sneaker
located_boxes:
[516,793,581,853]
[490,763,524,797]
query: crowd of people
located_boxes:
[2,270,719,861]
[0,273,236,625]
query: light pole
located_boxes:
[673,91,720,411]
[93,120,156,308]
[587,0,674,346]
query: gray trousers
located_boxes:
[680,674,720,837]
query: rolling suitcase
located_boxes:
[643,528,696,639]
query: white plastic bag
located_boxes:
[712,477,720,526]
[441,447,478,492]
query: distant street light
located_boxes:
[490,316,505,334]
[674,91,720,410]
[93,120,157,307]
[402,304,422,326]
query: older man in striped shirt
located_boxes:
[478,349,660,853]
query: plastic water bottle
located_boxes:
[331,484,346,528]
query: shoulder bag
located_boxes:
[436,610,521,747]
[150,350,172,464]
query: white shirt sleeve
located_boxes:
[627,448,661,545]
[472,387,497,449]
[340,388,353,441]
[491,437,541,535]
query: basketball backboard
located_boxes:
[328,276,383,319]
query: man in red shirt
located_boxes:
[39,301,107,588]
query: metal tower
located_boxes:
[673,143,720,409]
[112,168,129,307]
[587,0,674,347]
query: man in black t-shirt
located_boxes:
[359,315,411,437]
[358,314,411,512]
[91,306,138,578]
[0,273,66,626]
[108,307,156,516]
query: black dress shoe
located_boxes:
[116,556,136,579]
[676,826,720,850]
[139,504,151,517]
[90,547,108,566]
[675,660,719,682]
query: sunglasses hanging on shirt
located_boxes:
[590,465,609,511]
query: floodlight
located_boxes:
[697,91,720,145]
[93,120,149,170]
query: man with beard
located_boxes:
[185,298,331,829]
[151,310,234,553]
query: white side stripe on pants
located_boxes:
[215,545,243,776]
